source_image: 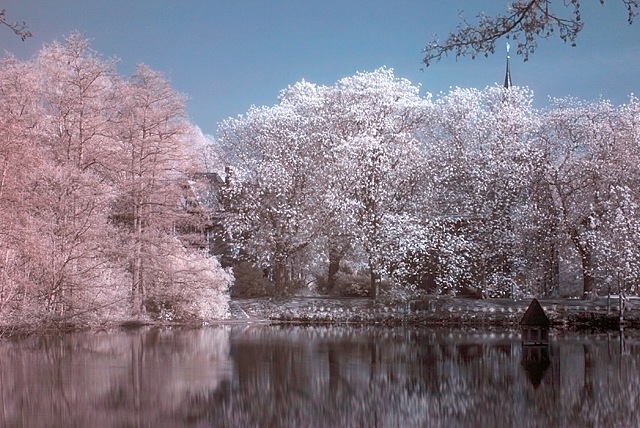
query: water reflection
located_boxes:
[0,326,638,427]
[0,328,232,427]
[521,344,551,388]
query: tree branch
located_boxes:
[422,0,639,67]
[0,9,32,41]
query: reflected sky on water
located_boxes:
[0,325,638,427]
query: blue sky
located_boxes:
[3,1,639,135]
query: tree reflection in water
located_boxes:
[0,326,638,427]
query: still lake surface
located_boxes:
[0,325,638,427]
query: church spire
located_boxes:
[504,42,512,89]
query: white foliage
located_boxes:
[219,69,640,298]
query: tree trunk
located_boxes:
[131,202,144,316]
[578,244,596,299]
[543,241,559,297]
[131,252,143,316]
[365,238,381,299]
[273,249,288,294]
[369,263,380,299]
[327,243,344,290]
[327,236,350,291]
[327,256,340,290]
[570,225,596,299]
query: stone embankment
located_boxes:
[231,296,640,330]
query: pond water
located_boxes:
[0,325,638,428]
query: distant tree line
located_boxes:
[217,68,640,300]
[0,34,231,328]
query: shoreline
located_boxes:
[232,296,640,331]
[2,296,639,338]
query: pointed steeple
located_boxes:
[504,42,512,89]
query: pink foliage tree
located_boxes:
[0,35,230,326]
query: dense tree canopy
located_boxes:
[218,69,430,297]
[218,70,640,300]
[0,34,230,327]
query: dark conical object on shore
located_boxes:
[520,298,550,327]
[521,299,551,377]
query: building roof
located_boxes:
[520,298,551,326]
